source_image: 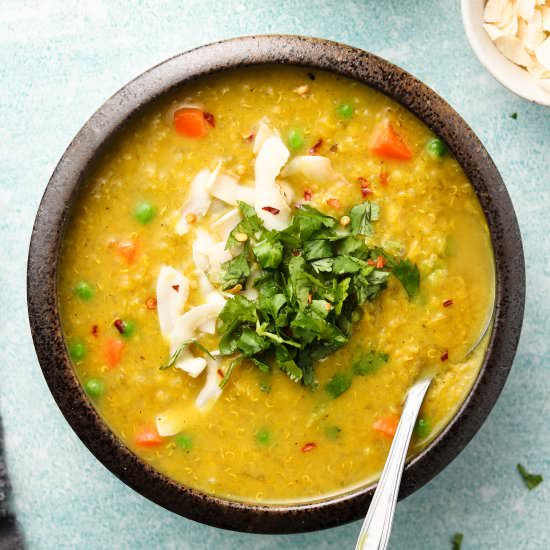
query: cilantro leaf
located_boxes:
[325,372,352,398]
[303,239,333,261]
[517,463,543,490]
[237,327,269,356]
[353,348,389,375]
[253,236,283,269]
[451,533,463,550]
[220,253,250,290]
[350,201,380,236]
[391,258,420,298]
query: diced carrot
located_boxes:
[371,121,412,161]
[104,337,124,368]
[115,240,138,264]
[372,415,399,437]
[376,255,386,269]
[134,426,163,447]
[173,108,207,138]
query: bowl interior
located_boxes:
[27,35,525,534]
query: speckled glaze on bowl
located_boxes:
[27,35,525,534]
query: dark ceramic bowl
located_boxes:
[27,35,525,534]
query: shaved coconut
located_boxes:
[525,10,544,50]
[241,268,260,301]
[484,0,508,23]
[195,352,223,409]
[156,402,193,437]
[535,36,550,70]
[542,7,550,32]
[528,60,550,77]
[212,208,242,241]
[495,35,536,67]
[484,22,508,40]
[208,173,255,205]
[538,78,550,91]
[253,120,278,154]
[282,155,346,185]
[176,165,220,235]
[193,229,232,286]
[254,136,291,231]
[517,0,536,22]
[156,266,190,338]
[496,1,514,29]
[169,302,225,376]
[279,180,295,204]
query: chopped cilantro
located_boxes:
[325,372,352,398]
[510,112,518,120]
[215,201,419,385]
[353,348,389,375]
[159,339,214,370]
[517,463,543,490]
[451,533,463,550]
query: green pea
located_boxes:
[175,433,193,452]
[336,102,354,119]
[415,417,431,439]
[133,201,156,224]
[256,428,271,445]
[84,378,105,398]
[287,129,304,151]
[73,281,94,301]
[325,425,342,440]
[121,319,137,338]
[426,138,447,159]
[69,340,87,362]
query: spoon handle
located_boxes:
[355,377,432,550]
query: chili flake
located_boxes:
[301,442,317,453]
[441,350,449,362]
[91,325,99,337]
[309,138,323,154]
[172,284,180,292]
[379,171,389,186]
[303,188,312,201]
[114,319,125,334]
[443,299,454,307]
[262,206,280,215]
[329,144,339,153]
[326,198,341,209]
[203,112,216,127]
[376,256,386,269]
[145,297,157,310]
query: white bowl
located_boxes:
[461,0,550,106]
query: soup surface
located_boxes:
[58,66,494,503]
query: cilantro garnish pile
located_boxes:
[216,201,419,387]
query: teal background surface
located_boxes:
[1,1,549,548]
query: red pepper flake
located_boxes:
[172,284,180,292]
[262,206,280,215]
[217,368,224,378]
[379,171,389,186]
[376,256,386,269]
[203,112,216,127]
[145,297,157,310]
[114,319,125,334]
[91,325,99,337]
[243,132,255,142]
[326,198,341,209]
[367,259,376,266]
[443,299,454,307]
[329,144,339,153]
[441,350,449,362]
[309,138,323,154]
[292,249,301,257]
[301,442,317,453]
[358,176,373,197]
[303,188,312,201]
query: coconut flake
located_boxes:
[254,136,291,231]
[208,173,255,205]
[484,0,509,24]
[253,120,278,154]
[495,35,536,67]
[535,36,550,69]
[156,266,190,338]
[282,155,347,185]
[212,208,242,241]
[176,165,220,235]
[195,351,223,409]
[169,302,225,376]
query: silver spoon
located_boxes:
[355,293,495,550]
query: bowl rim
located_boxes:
[27,34,525,534]
[460,0,550,107]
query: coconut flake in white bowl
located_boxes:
[462,0,550,105]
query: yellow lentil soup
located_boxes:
[58,66,494,503]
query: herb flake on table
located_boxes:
[517,463,543,490]
[451,533,463,550]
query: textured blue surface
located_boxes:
[1,1,549,548]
